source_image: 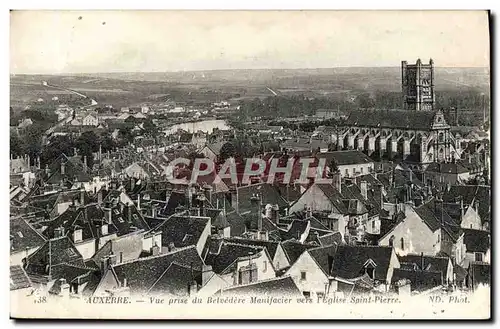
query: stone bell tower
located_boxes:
[402,58,435,111]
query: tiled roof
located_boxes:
[219,276,301,297]
[224,237,281,259]
[10,265,32,290]
[281,240,317,265]
[153,215,210,249]
[308,244,339,275]
[10,217,46,254]
[112,246,203,294]
[462,228,490,253]
[344,109,437,130]
[391,268,443,291]
[147,262,202,297]
[317,151,373,166]
[204,241,263,274]
[398,254,450,275]
[331,245,394,282]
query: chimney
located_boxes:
[97,189,103,205]
[74,147,78,156]
[202,265,214,286]
[106,208,112,224]
[420,252,425,271]
[108,253,117,266]
[83,156,88,171]
[151,244,160,256]
[460,197,465,219]
[333,171,341,193]
[100,256,109,273]
[127,203,133,223]
[37,156,41,170]
[168,242,176,252]
[54,226,65,238]
[45,163,50,175]
[59,278,70,298]
[271,205,279,223]
[360,181,368,200]
[80,189,85,205]
[61,161,66,176]
[130,177,135,191]
[137,194,141,210]
[306,206,312,218]
[101,224,108,236]
[151,204,157,218]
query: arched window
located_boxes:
[400,237,405,250]
[389,235,395,247]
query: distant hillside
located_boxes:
[81,67,490,92]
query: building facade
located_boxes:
[402,58,435,111]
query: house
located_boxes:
[398,253,454,284]
[281,240,318,266]
[284,244,338,299]
[316,151,375,178]
[216,276,301,297]
[93,246,216,297]
[331,246,400,291]
[203,239,276,287]
[379,199,463,259]
[223,237,290,271]
[424,162,471,185]
[461,228,491,267]
[10,265,33,293]
[10,156,30,174]
[467,261,490,291]
[152,214,211,257]
[10,217,47,266]
[200,142,225,162]
[442,185,490,231]
[82,112,99,126]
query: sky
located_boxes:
[10,10,490,74]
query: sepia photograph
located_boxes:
[9,10,491,320]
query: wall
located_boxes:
[10,247,40,266]
[461,206,482,230]
[273,245,291,271]
[75,239,96,260]
[339,163,374,178]
[379,206,438,256]
[285,251,329,299]
[289,184,341,214]
[196,220,211,257]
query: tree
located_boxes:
[41,135,75,166]
[10,132,23,158]
[219,142,236,161]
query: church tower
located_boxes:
[401,58,435,111]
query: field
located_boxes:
[10,66,490,111]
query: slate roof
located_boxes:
[317,151,373,166]
[344,109,437,130]
[425,162,469,174]
[111,246,204,294]
[398,254,450,275]
[153,215,210,249]
[204,241,264,274]
[236,183,288,214]
[391,268,443,291]
[442,185,490,224]
[308,244,339,275]
[10,265,32,290]
[315,183,348,213]
[318,232,344,246]
[462,228,490,253]
[10,217,46,254]
[25,236,85,277]
[219,276,301,297]
[281,240,317,265]
[147,262,202,297]
[331,246,394,282]
[413,199,458,237]
[224,237,281,260]
[45,154,91,184]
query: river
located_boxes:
[164,119,230,134]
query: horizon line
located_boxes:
[10,65,490,76]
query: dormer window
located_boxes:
[362,259,377,279]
